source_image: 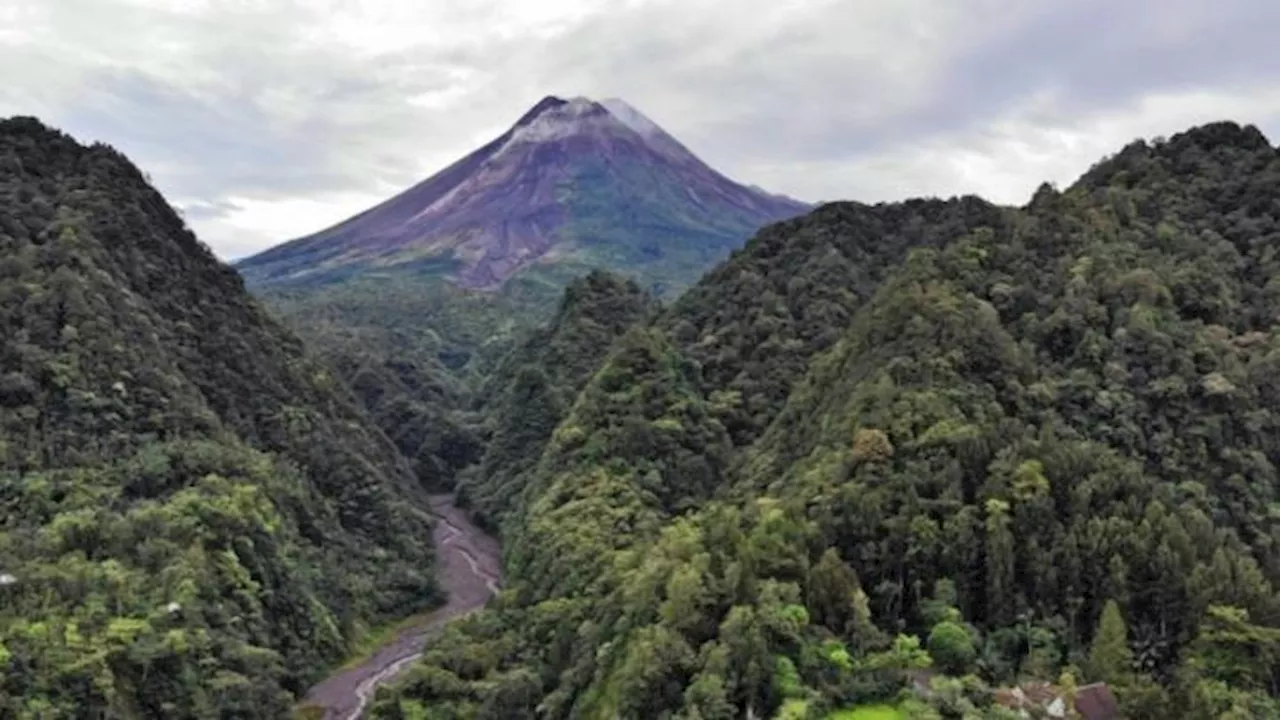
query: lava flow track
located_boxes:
[301,494,502,719]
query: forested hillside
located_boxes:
[0,118,439,717]
[457,270,653,529]
[371,121,1280,719]
[257,276,553,491]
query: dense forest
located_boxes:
[253,274,556,491]
[368,121,1280,719]
[6,110,1280,719]
[247,220,761,498]
[456,269,653,530]
[0,118,442,717]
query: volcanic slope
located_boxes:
[235,95,808,295]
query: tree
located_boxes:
[1088,599,1133,685]
[1185,605,1280,695]
[984,499,1016,626]
[807,548,868,637]
[864,634,933,673]
[1058,670,1079,719]
[920,578,960,626]
[927,620,977,675]
[851,428,894,463]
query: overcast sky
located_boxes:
[3,0,1279,260]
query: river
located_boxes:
[301,494,502,719]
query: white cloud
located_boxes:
[184,191,391,260]
[2,0,1278,259]
[757,85,1280,206]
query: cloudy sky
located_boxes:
[2,0,1278,260]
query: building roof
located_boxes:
[1075,683,1120,720]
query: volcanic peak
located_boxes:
[503,96,614,146]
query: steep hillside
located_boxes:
[660,196,1005,445]
[253,269,557,495]
[257,278,535,489]
[457,270,653,529]
[0,118,438,717]
[370,122,1280,719]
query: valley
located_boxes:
[6,79,1280,720]
[9,3,1280,717]
[235,96,806,502]
[357,121,1280,720]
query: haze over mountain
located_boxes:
[236,95,808,293]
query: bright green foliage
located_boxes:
[927,621,977,675]
[774,698,811,719]
[826,705,905,720]
[1088,600,1134,685]
[862,634,933,673]
[0,118,437,717]
[775,655,806,699]
[1180,604,1280,713]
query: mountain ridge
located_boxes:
[0,116,440,717]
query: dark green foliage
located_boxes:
[504,325,732,600]
[0,117,437,717]
[367,120,1280,719]
[253,273,553,490]
[458,270,652,527]
[660,197,1005,446]
[326,350,483,492]
[807,549,870,640]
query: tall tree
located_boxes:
[1089,600,1135,685]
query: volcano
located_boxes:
[235,95,809,293]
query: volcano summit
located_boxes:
[236,95,809,293]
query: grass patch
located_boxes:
[777,699,810,718]
[826,705,906,720]
[337,609,440,671]
[292,705,325,720]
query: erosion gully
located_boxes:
[302,494,502,719]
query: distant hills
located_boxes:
[236,95,808,295]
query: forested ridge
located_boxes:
[456,269,653,530]
[0,117,440,717]
[369,121,1280,719]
